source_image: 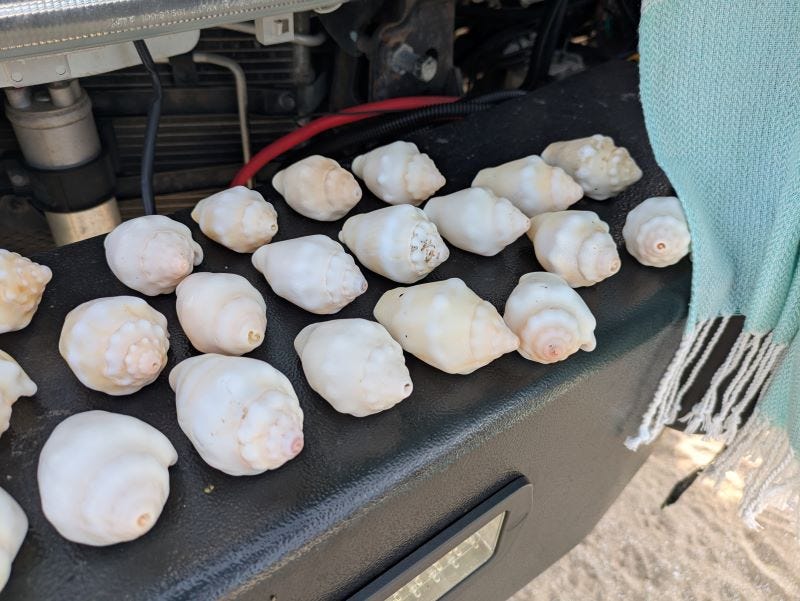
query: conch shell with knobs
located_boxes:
[503,272,596,364]
[0,487,27,592]
[339,205,450,283]
[528,211,621,288]
[294,319,413,417]
[351,141,446,205]
[470,156,584,217]
[59,296,169,395]
[423,187,531,256]
[374,278,519,375]
[622,196,690,268]
[104,215,203,295]
[0,249,52,334]
[169,354,304,476]
[0,350,37,440]
[272,155,362,221]
[37,410,178,546]
[541,134,642,201]
[252,235,367,314]
[176,272,267,356]
[191,186,278,253]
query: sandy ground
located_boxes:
[509,428,800,601]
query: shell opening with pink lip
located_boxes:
[104,215,203,296]
[528,210,620,288]
[0,249,52,334]
[59,296,170,395]
[169,354,304,476]
[37,410,177,546]
[503,272,596,364]
[622,196,690,268]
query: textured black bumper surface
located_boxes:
[0,60,689,601]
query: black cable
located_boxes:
[312,94,527,157]
[134,40,162,216]
[520,0,567,90]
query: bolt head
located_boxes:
[417,56,438,83]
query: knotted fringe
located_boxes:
[625,319,786,451]
[706,415,800,531]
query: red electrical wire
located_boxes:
[230,96,459,187]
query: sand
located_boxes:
[509,428,800,601]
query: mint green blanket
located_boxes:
[627,0,800,527]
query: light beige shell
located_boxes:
[191,186,278,253]
[528,211,620,288]
[0,350,36,440]
[0,487,27,592]
[339,205,449,283]
[252,235,367,314]
[503,272,596,364]
[272,155,362,221]
[169,354,304,476]
[104,215,203,295]
[373,278,519,375]
[176,272,267,355]
[294,319,413,417]
[423,187,530,256]
[622,196,690,267]
[59,296,170,395]
[471,156,583,217]
[38,410,177,546]
[541,134,642,200]
[0,249,52,334]
[351,141,445,205]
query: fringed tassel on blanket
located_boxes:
[706,416,800,530]
[626,319,785,451]
[626,318,794,529]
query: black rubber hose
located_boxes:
[313,94,527,157]
[521,0,567,90]
[134,40,162,216]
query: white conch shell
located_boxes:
[541,134,642,201]
[0,487,27,592]
[59,296,169,395]
[374,278,519,375]
[423,187,531,256]
[0,249,52,334]
[503,272,596,364]
[294,319,413,417]
[252,235,367,314]
[38,410,178,546]
[471,156,583,217]
[339,205,450,283]
[0,350,37,440]
[191,186,278,253]
[351,141,445,205]
[528,211,621,288]
[169,354,304,476]
[176,272,267,355]
[272,155,362,221]
[622,196,690,268]
[104,215,203,295]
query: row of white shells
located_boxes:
[0,136,687,583]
